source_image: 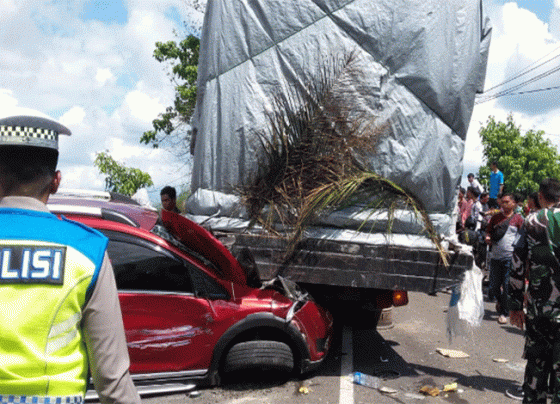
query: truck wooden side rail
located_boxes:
[230,233,472,298]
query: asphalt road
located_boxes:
[127,290,528,404]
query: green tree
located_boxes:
[176,187,191,210]
[477,115,560,195]
[94,151,154,196]
[141,35,200,152]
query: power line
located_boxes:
[475,44,560,104]
[476,84,560,101]
[479,63,560,100]
[476,63,560,104]
[482,44,560,94]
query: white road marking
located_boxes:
[339,325,354,404]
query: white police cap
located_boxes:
[0,115,71,150]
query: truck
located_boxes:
[184,0,492,319]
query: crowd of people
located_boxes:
[456,163,560,403]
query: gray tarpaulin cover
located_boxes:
[187,0,491,243]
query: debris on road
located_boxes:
[443,382,458,392]
[353,372,380,389]
[505,361,527,372]
[405,392,427,400]
[436,348,470,358]
[492,358,509,363]
[419,381,459,397]
[353,372,400,395]
[420,385,440,396]
[378,386,398,395]
[295,381,311,395]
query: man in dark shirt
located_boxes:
[160,186,181,213]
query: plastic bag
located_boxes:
[446,263,484,342]
[458,264,484,326]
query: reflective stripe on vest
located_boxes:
[0,394,83,403]
[0,208,107,398]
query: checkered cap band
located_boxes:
[0,395,83,403]
[0,125,58,149]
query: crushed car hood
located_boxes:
[161,209,247,285]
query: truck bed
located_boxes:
[230,234,472,294]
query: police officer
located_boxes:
[0,115,141,404]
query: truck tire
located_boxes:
[223,340,294,373]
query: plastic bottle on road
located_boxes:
[353,372,380,389]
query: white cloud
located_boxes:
[107,137,145,160]
[61,58,90,77]
[461,1,560,186]
[483,3,556,91]
[60,165,106,191]
[501,3,552,50]
[0,89,51,118]
[551,5,560,40]
[0,89,19,111]
[95,68,114,85]
[0,1,178,118]
[60,106,86,126]
[0,0,18,15]
[123,88,165,124]
[0,0,190,200]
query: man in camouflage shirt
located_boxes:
[510,178,560,403]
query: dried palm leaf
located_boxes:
[239,51,448,266]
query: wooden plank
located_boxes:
[230,234,472,293]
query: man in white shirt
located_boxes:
[467,173,484,195]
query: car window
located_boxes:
[189,267,229,300]
[150,224,223,275]
[107,240,193,293]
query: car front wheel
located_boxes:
[223,340,294,373]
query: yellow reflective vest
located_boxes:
[0,208,108,401]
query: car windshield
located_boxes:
[150,224,220,272]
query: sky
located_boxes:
[0,0,558,200]
[463,0,560,186]
[0,0,205,202]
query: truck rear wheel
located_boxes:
[223,340,294,373]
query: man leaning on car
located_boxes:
[0,115,141,404]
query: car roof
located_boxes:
[48,189,248,285]
[48,189,159,230]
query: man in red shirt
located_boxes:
[485,193,524,324]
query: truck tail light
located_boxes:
[392,290,408,307]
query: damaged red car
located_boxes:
[48,190,333,389]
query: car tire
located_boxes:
[224,340,294,373]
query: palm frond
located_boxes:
[288,172,447,266]
[239,51,448,267]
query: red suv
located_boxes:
[48,190,333,388]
